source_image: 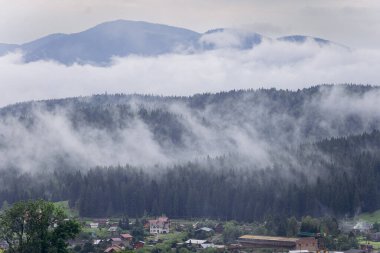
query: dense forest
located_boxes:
[0,85,379,220]
[0,130,379,220]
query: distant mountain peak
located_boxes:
[204,28,226,34]
[200,28,265,50]
[0,20,345,65]
[278,35,331,45]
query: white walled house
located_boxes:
[149,216,170,234]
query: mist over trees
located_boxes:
[1,129,380,220]
[0,85,379,220]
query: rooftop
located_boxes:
[185,239,209,245]
[239,235,299,242]
[120,233,133,239]
[197,227,214,232]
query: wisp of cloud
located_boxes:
[0,39,379,107]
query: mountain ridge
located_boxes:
[1,84,375,111]
[0,20,341,65]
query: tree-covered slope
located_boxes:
[0,85,379,219]
[0,84,379,171]
[0,130,379,220]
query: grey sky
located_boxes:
[0,0,379,49]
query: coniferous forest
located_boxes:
[0,85,379,221]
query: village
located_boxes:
[0,199,380,253]
[1,213,374,253]
[0,203,380,253]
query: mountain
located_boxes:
[20,20,201,65]
[21,33,67,52]
[200,28,265,49]
[0,43,18,55]
[278,35,331,45]
[0,20,339,65]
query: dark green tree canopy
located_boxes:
[0,199,80,253]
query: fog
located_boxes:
[0,39,380,107]
[0,38,380,172]
[0,84,379,173]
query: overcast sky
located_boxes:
[1,0,380,49]
[0,0,380,106]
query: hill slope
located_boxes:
[0,84,379,219]
[0,84,379,171]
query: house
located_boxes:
[149,216,170,234]
[120,233,133,242]
[109,222,119,228]
[89,223,99,229]
[120,234,133,247]
[104,245,122,253]
[185,239,209,244]
[109,238,124,247]
[108,226,119,236]
[199,243,225,251]
[201,243,216,249]
[360,244,374,253]
[108,227,118,232]
[196,227,214,232]
[176,223,186,232]
[215,223,224,233]
[185,239,210,248]
[95,219,109,227]
[134,241,145,249]
[93,239,102,245]
[353,222,373,233]
[370,232,380,242]
[195,227,214,239]
[238,235,319,251]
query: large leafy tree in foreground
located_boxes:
[0,199,80,253]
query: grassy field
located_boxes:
[358,237,380,250]
[144,232,187,251]
[145,231,186,242]
[358,210,380,223]
[53,201,79,218]
[81,226,113,238]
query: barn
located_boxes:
[238,235,319,251]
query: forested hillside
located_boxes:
[0,84,379,220]
[0,130,379,220]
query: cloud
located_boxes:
[0,105,171,172]
[0,39,380,107]
[199,29,247,48]
[1,44,380,174]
